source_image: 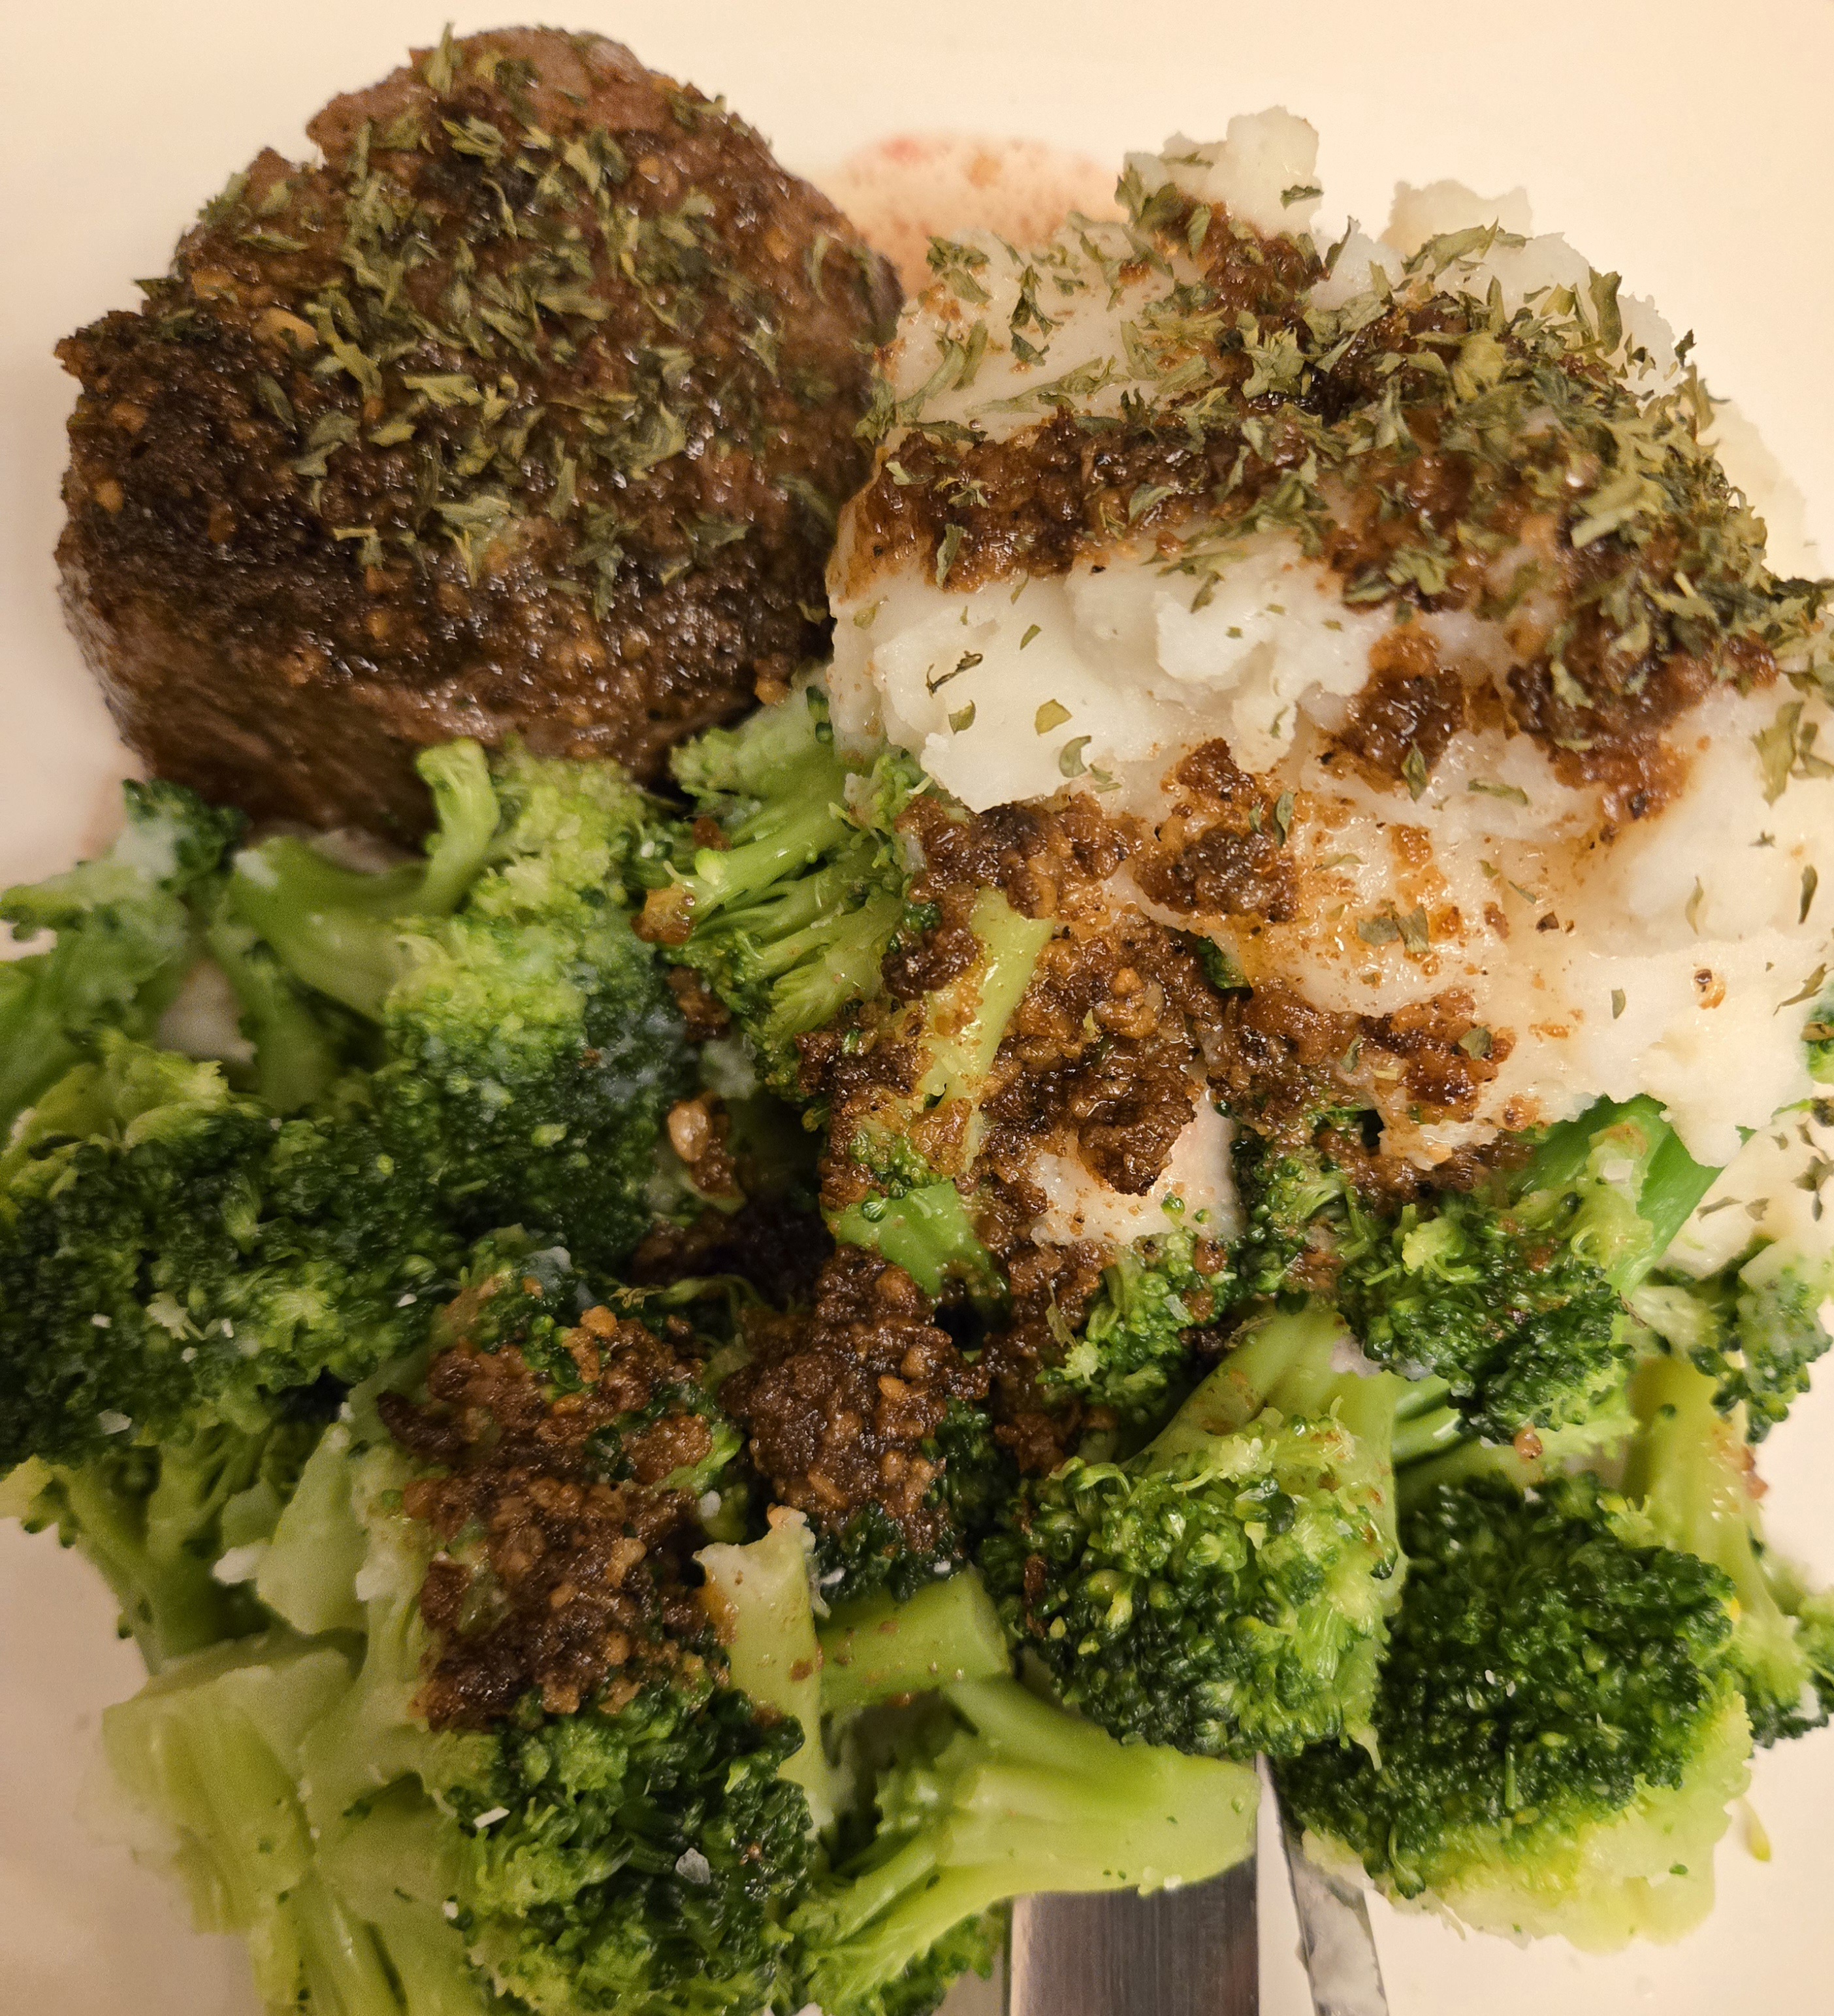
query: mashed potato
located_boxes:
[829,113,1833,1169]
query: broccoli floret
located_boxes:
[1337,1096,1720,1440]
[1636,1236,1834,1440]
[1038,1220,1231,1429]
[1620,1350,1833,1744]
[983,1304,1408,1760]
[824,886,1052,1299]
[1277,1474,1752,1952]
[828,1179,1006,1305]
[647,687,918,1092]
[803,1399,1013,1610]
[0,1037,464,1472]
[1228,1125,1353,1299]
[791,1676,1260,2016]
[96,1278,1263,2016]
[0,779,243,1135]
[3,1406,325,1666]
[659,697,1049,1295]
[232,1364,820,2016]
[229,743,692,1273]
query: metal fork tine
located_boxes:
[1006,1860,1259,2015]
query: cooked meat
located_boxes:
[57,27,899,835]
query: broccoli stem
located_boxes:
[829,1180,1004,1303]
[1390,1375,1468,1468]
[915,891,1056,1113]
[803,1678,1259,2001]
[206,915,349,1113]
[685,760,858,918]
[762,890,907,1043]
[18,1455,253,1666]
[698,1508,840,1831]
[227,845,428,1019]
[413,740,502,916]
[1519,1095,1720,1288]
[101,1633,356,2001]
[1620,1349,1825,1744]
[818,1570,1011,1714]
[1149,1303,1378,1457]
[227,742,499,1020]
[0,968,86,1141]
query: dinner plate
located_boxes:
[3,4,1832,2011]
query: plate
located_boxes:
[3,5,1832,2011]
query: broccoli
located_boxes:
[1276,1474,1753,1951]
[1,1406,325,1666]
[1037,1219,1232,1430]
[1620,1350,1833,1744]
[982,1304,1410,1761]
[1228,1124,1353,1301]
[228,741,691,1272]
[819,886,1052,1300]
[1635,1235,1834,1440]
[0,1037,465,1473]
[792,1677,1260,2016]
[816,1569,1012,1715]
[99,1324,1260,2016]
[826,883,1055,1274]
[0,779,243,1135]
[803,1398,1014,1610]
[644,685,919,1092]
[0,740,694,1479]
[1336,1096,1720,1440]
[651,689,1052,1299]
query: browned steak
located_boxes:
[57,27,899,834]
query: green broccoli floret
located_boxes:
[185,1373,818,2016]
[0,1037,464,1472]
[1620,1350,1833,1744]
[657,695,1050,1297]
[228,743,691,1273]
[804,1399,1014,1609]
[982,1304,1408,1760]
[651,687,918,1092]
[0,779,243,1135]
[1037,1215,1235,1430]
[822,886,1052,1301]
[1,1406,325,1666]
[1337,1096,1720,1440]
[1228,1124,1352,1299]
[1276,1474,1752,1952]
[1635,1235,1834,1440]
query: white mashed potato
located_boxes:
[829,112,1834,1174]
[1031,1097,1240,1246]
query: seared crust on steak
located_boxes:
[57,27,899,834]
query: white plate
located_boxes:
[3,5,1832,2012]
